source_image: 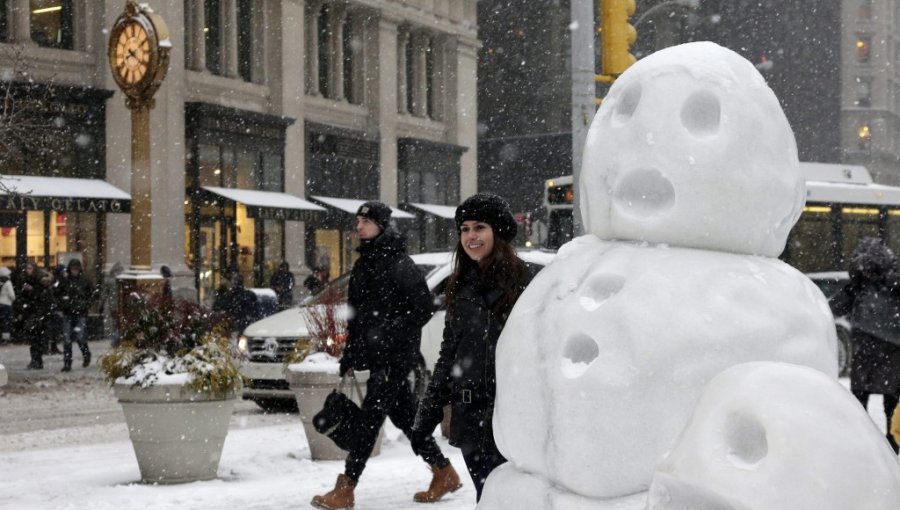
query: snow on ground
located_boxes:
[0,341,475,510]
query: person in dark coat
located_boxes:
[18,262,49,369]
[413,192,537,501]
[270,261,295,309]
[160,265,173,299]
[58,259,94,372]
[228,273,260,335]
[312,201,460,510]
[830,237,900,453]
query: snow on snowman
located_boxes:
[478,42,900,509]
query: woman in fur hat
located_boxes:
[414,192,538,501]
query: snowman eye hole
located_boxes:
[724,411,768,469]
[612,84,642,126]
[681,90,721,138]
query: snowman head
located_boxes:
[580,41,803,257]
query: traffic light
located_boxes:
[601,0,637,76]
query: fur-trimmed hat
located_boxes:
[455,192,517,242]
[356,201,392,232]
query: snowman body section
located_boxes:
[492,237,837,499]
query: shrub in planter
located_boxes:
[100,292,243,483]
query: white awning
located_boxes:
[310,196,416,219]
[203,186,326,221]
[408,202,456,219]
[0,175,131,213]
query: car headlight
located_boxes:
[238,335,249,355]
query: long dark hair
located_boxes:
[446,231,527,322]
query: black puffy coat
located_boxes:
[59,272,94,316]
[343,228,433,373]
[830,237,900,394]
[417,261,537,452]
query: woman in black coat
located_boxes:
[414,193,536,501]
[830,237,900,453]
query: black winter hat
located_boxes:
[455,192,518,242]
[356,201,392,232]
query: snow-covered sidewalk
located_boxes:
[0,418,475,510]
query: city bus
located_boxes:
[543,163,900,273]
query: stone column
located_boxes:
[396,27,409,114]
[223,0,239,78]
[280,0,309,275]
[374,15,400,205]
[11,0,32,44]
[187,0,206,71]
[305,1,321,96]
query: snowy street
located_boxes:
[0,340,475,510]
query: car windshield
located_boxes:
[302,263,440,306]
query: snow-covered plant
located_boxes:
[99,292,242,397]
[284,285,347,365]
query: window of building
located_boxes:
[855,76,872,107]
[858,0,872,20]
[342,12,357,104]
[30,0,73,49]
[856,36,872,63]
[317,4,330,98]
[858,124,872,150]
[237,0,253,82]
[405,37,415,112]
[0,0,8,42]
[204,0,221,75]
[425,39,434,117]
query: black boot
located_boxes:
[61,360,72,372]
[82,353,91,368]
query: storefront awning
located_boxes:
[310,196,416,219]
[203,186,326,221]
[407,202,456,219]
[0,175,131,213]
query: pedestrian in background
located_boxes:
[270,261,295,309]
[18,262,48,370]
[160,265,173,299]
[101,262,124,347]
[0,266,15,344]
[414,193,538,501]
[45,265,65,356]
[830,237,900,453]
[311,201,460,510]
[58,259,94,372]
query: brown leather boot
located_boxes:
[311,474,356,509]
[413,463,462,503]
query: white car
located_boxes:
[238,249,557,411]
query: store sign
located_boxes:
[0,195,131,213]
[248,206,318,222]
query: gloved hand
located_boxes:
[339,355,352,377]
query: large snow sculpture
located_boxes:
[480,42,842,509]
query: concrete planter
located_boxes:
[286,366,382,461]
[114,383,238,484]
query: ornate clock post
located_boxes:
[108,0,171,271]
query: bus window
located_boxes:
[841,206,880,267]
[785,206,837,273]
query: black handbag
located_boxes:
[313,374,365,451]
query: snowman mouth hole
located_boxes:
[561,334,600,378]
[613,168,676,218]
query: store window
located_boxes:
[30,0,73,50]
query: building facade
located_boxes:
[0,0,478,305]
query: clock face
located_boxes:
[113,21,152,86]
